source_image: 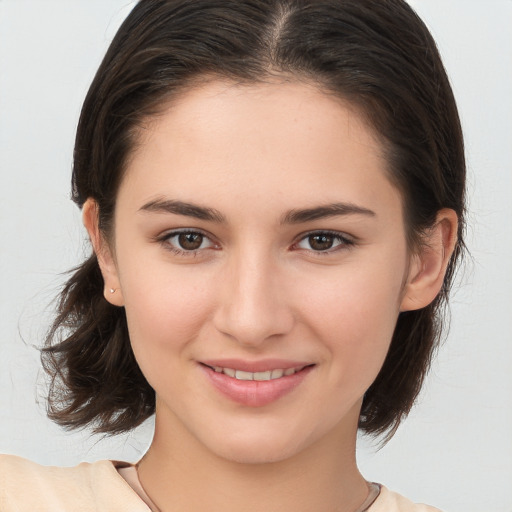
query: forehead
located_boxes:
[136,79,384,160]
[121,79,401,219]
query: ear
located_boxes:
[400,208,458,312]
[82,198,124,307]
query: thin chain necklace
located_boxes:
[132,465,381,512]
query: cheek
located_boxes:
[296,255,405,379]
[116,252,216,375]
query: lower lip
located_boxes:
[200,365,313,407]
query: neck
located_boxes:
[137,403,369,512]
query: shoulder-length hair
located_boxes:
[42,0,465,439]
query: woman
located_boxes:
[0,0,465,510]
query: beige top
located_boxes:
[0,454,441,511]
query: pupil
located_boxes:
[178,233,203,250]
[310,234,333,251]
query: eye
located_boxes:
[295,231,353,252]
[159,230,216,254]
[175,232,206,250]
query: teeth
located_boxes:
[271,369,284,379]
[235,370,253,381]
[211,366,302,381]
[254,371,271,381]
[223,367,236,378]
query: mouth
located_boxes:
[202,364,309,381]
[199,360,315,407]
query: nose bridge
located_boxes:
[213,244,293,345]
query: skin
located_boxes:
[84,80,457,512]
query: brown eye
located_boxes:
[308,234,335,251]
[295,231,352,253]
[160,230,216,255]
[178,232,204,250]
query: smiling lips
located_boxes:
[200,360,314,407]
[209,365,303,381]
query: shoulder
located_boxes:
[0,454,150,512]
[369,485,442,512]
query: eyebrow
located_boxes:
[282,203,376,224]
[139,198,226,223]
[139,198,375,224]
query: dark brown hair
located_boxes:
[42,0,466,438]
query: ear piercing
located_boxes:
[109,288,116,294]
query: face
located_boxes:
[102,80,415,463]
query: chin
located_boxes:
[215,440,302,465]
[197,420,317,466]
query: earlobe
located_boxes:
[400,208,458,312]
[82,198,124,307]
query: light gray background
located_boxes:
[0,1,511,511]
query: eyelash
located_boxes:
[156,229,355,257]
[293,230,355,255]
[156,229,218,257]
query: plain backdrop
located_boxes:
[0,1,511,511]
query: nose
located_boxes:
[212,250,294,347]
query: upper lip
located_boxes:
[200,359,313,373]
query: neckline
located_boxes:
[115,463,161,511]
[115,462,381,512]
[355,482,381,512]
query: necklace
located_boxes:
[125,464,381,512]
